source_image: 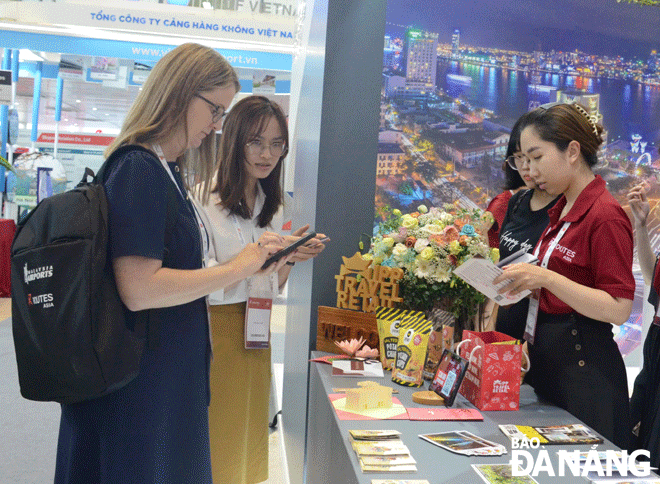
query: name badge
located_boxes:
[524,293,539,344]
[245,297,272,349]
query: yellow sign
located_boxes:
[335,252,404,312]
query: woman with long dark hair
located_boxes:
[198,95,325,483]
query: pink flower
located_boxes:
[335,337,366,357]
[356,345,379,359]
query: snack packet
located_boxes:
[392,313,432,387]
[376,307,425,371]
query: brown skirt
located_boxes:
[208,303,271,484]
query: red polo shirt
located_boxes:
[487,190,513,248]
[536,175,635,314]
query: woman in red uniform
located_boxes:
[493,102,634,450]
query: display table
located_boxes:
[0,219,16,297]
[306,351,624,484]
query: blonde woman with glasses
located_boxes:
[55,44,289,484]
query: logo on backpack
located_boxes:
[23,263,53,284]
[27,293,54,308]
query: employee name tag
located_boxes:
[245,297,272,349]
[524,293,539,345]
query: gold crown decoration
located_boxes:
[341,252,373,273]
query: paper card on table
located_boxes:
[407,407,483,421]
[499,424,603,445]
[360,454,417,466]
[349,429,402,440]
[309,354,352,365]
[419,431,506,456]
[329,394,408,420]
[351,440,410,456]
[360,462,418,473]
[472,464,539,484]
[331,359,384,377]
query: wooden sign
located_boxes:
[316,306,378,354]
[334,252,403,312]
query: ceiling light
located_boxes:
[92,107,97,111]
[75,99,81,103]
[202,1,213,8]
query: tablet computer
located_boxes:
[261,232,317,270]
[428,349,470,406]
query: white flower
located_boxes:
[414,260,433,279]
[414,238,430,253]
[440,212,454,224]
[392,243,408,260]
[433,266,451,283]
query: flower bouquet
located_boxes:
[364,204,498,338]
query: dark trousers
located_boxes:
[527,311,632,451]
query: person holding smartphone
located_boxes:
[55,44,289,484]
[197,95,326,484]
[492,102,634,450]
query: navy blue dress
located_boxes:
[54,148,212,483]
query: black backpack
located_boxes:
[10,145,175,404]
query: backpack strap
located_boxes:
[91,144,179,349]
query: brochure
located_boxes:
[453,248,538,305]
[349,429,402,440]
[331,359,385,378]
[359,462,417,473]
[350,431,417,474]
[419,430,507,456]
[499,424,603,445]
[351,440,411,456]
[472,463,540,484]
[359,454,417,466]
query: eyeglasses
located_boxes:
[246,139,287,157]
[194,94,225,124]
[506,154,530,170]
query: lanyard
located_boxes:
[525,220,572,344]
[231,213,253,245]
[151,144,209,265]
[231,212,278,296]
[533,221,572,269]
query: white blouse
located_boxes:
[194,185,283,305]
